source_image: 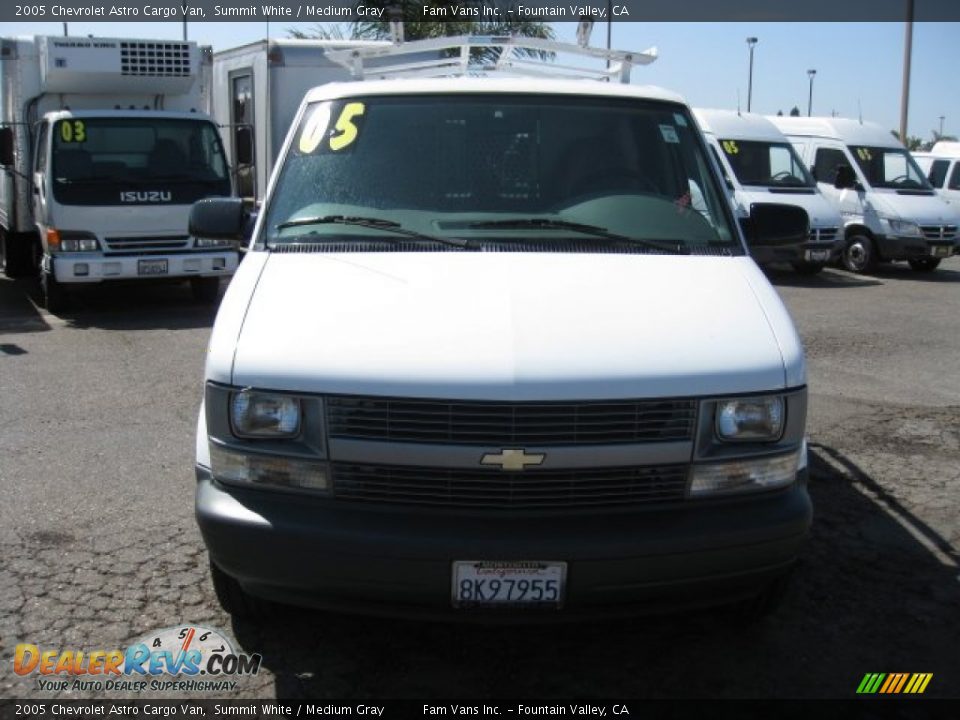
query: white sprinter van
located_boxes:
[694,109,843,274]
[913,141,960,208]
[769,117,959,274]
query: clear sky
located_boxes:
[3,20,957,142]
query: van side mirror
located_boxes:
[190,197,246,241]
[235,126,253,167]
[743,203,809,248]
[0,127,14,166]
[834,164,857,190]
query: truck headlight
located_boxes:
[47,229,100,253]
[690,450,800,497]
[209,443,329,492]
[230,390,300,438]
[716,396,784,442]
[886,219,922,237]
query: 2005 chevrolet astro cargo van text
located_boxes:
[190,37,813,620]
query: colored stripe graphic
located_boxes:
[857,673,933,694]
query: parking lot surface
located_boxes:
[1,259,958,699]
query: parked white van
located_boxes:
[695,109,843,274]
[190,37,813,621]
[769,117,959,273]
[913,142,960,208]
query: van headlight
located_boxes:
[885,219,922,237]
[690,450,800,497]
[230,390,300,438]
[716,396,784,442]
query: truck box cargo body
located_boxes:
[768,116,959,273]
[211,39,384,204]
[0,35,239,310]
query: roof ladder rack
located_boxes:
[325,35,658,84]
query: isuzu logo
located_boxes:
[480,449,545,472]
[120,191,172,203]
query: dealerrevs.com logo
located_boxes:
[14,625,261,693]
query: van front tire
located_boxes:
[209,561,266,621]
[841,234,877,274]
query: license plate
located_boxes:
[138,259,168,275]
[452,561,566,608]
[805,250,831,262]
[930,245,952,258]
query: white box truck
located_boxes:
[694,108,843,274]
[0,35,239,311]
[211,39,387,205]
[768,116,959,273]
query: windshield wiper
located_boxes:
[271,215,473,249]
[468,218,689,254]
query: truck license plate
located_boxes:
[452,561,566,608]
[930,245,952,258]
[138,259,168,276]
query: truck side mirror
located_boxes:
[0,127,14,166]
[743,203,809,248]
[235,126,253,167]
[834,164,857,190]
[190,197,246,241]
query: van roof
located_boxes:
[693,108,786,142]
[930,140,960,157]
[767,116,902,148]
[304,76,686,106]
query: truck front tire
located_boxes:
[191,277,220,304]
[41,270,67,314]
[1,230,40,279]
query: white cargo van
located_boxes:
[913,142,960,208]
[190,37,813,621]
[769,117,958,273]
[695,109,843,274]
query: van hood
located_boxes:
[867,190,960,226]
[213,252,804,401]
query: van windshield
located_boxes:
[263,94,739,252]
[719,139,814,188]
[848,146,933,191]
[51,118,230,206]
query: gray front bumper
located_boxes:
[195,466,812,619]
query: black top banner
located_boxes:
[3,0,960,23]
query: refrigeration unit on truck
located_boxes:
[0,35,239,311]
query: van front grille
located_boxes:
[920,225,957,241]
[326,396,697,446]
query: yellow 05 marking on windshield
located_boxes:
[329,102,365,151]
[298,102,365,154]
[59,120,86,143]
[721,140,739,155]
[857,147,873,161]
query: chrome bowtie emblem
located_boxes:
[480,448,545,471]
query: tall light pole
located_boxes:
[807,69,817,117]
[899,0,915,144]
[746,37,758,112]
